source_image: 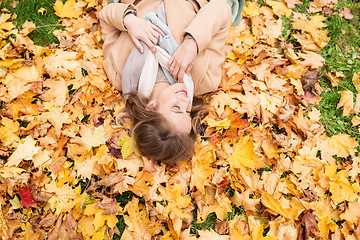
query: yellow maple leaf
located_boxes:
[41,107,72,137]
[9,91,42,119]
[337,90,354,116]
[352,72,360,93]
[5,136,41,167]
[318,214,337,240]
[198,229,230,240]
[159,184,191,208]
[54,0,83,19]
[242,1,261,18]
[228,135,264,170]
[123,197,153,240]
[1,65,39,101]
[190,144,216,195]
[330,173,359,203]
[328,134,357,158]
[0,117,19,146]
[44,182,79,216]
[261,192,302,220]
[248,216,277,239]
[80,126,108,151]
[205,118,230,129]
[117,136,134,159]
[84,202,120,229]
[265,0,292,17]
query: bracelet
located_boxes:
[124,8,137,17]
[184,33,194,40]
[123,8,137,29]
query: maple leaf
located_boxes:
[265,0,292,17]
[190,144,216,195]
[117,136,134,159]
[298,51,325,69]
[19,20,36,36]
[1,65,40,101]
[44,181,79,216]
[284,0,302,8]
[297,209,319,240]
[80,126,108,151]
[328,134,357,158]
[5,136,41,167]
[18,187,37,208]
[261,192,303,220]
[317,214,337,240]
[41,107,72,137]
[228,135,264,170]
[75,156,97,179]
[123,197,153,240]
[337,90,354,116]
[198,229,230,240]
[352,72,360,94]
[54,0,82,19]
[0,117,19,146]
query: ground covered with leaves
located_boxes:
[0,0,360,239]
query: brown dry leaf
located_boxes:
[352,72,360,93]
[339,7,354,19]
[297,209,319,240]
[48,213,83,240]
[284,0,302,8]
[337,90,354,117]
[19,20,36,36]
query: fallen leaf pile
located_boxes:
[1,0,360,239]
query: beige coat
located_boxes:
[99,0,231,96]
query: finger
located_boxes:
[144,39,156,53]
[178,68,185,82]
[172,66,180,80]
[185,64,193,75]
[150,35,158,45]
[133,38,144,54]
[152,25,166,37]
[168,59,174,70]
[152,31,159,40]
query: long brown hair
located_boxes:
[119,92,207,165]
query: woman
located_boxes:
[99,0,231,164]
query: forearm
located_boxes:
[183,0,231,53]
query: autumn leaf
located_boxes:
[18,186,37,208]
[328,134,357,157]
[80,126,108,151]
[337,90,354,116]
[41,107,72,137]
[123,197,153,240]
[54,0,82,19]
[228,135,264,170]
[297,209,319,240]
[5,136,41,167]
[117,136,134,159]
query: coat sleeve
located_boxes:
[98,3,137,47]
[183,0,231,53]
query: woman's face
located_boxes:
[148,83,192,134]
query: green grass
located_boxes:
[318,2,360,137]
[1,0,61,46]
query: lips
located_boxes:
[176,90,188,96]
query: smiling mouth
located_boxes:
[176,90,188,96]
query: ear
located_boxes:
[146,100,157,111]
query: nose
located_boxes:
[177,95,191,112]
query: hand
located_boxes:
[124,14,165,54]
[168,38,198,82]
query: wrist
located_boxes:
[123,13,136,29]
[183,38,198,53]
